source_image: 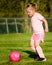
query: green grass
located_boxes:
[0,32,52,65]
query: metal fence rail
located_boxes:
[0,18,52,33]
[0,18,25,33]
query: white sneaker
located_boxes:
[42,58,46,61]
[35,57,46,61]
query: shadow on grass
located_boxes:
[23,50,37,59]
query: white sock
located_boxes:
[36,46,45,58]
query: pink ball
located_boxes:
[9,51,21,62]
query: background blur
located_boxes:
[0,0,52,33]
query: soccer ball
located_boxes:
[9,51,21,62]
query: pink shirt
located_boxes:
[31,12,44,33]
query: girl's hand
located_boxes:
[45,28,49,33]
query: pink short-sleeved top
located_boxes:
[31,12,44,33]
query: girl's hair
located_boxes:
[26,3,37,11]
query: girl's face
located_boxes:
[26,7,35,17]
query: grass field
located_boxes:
[0,32,52,65]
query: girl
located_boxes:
[26,3,48,61]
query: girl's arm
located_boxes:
[42,18,49,32]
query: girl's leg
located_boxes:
[30,40,39,58]
[30,40,36,52]
[35,41,46,61]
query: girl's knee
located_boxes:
[35,44,39,47]
[30,40,34,47]
[34,41,40,47]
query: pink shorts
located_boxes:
[31,32,44,42]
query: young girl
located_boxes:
[26,3,48,61]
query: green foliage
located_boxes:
[0,0,52,17]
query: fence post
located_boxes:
[15,18,18,33]
[6,18,9,33]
